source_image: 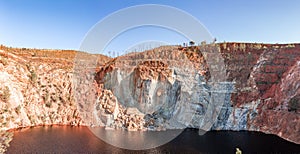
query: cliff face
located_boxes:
[0,43,299,144]
[214,43,300,144]
[0,46,110,130]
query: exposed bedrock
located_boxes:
[0,43,299,145]
[92,44,300,144]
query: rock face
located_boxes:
[212,43,300,144]
[0,43,299,145]
[0,46,110,130]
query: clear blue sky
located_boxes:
[1,0,300,54]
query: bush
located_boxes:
[44,93,52,107]
[45,102,52,108]
[189,41,195,46]
[0,86,10,103]
[15,105,21,114]
[288,96,299,112]
[30,71,37,83]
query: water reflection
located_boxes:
[7,126,300,153]
[89,127,182,150]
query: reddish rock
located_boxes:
[1,43,300,145]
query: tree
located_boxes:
[201,41,206,46]
[213,38,217,43]
[189,41,195,46]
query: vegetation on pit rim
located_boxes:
[0,86,10,103]
[288,95,299,112]
[0,44,111,69]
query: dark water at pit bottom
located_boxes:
[7,126,300,154]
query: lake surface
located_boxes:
[7,126,300,154]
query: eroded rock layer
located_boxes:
[0,43,299,146]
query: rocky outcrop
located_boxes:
[0,46,110,130]
[0,49,79,130]
[0,43,299,146]
[90,43,300,144]
[212,43,300,144]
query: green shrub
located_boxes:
[288,96,299,112]
[30,71,37,83]
[45,101,52,108]
[15,105,21,114]
[0,86,10,103]
[44,93,52,107]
